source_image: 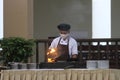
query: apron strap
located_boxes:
[57,37,72,57]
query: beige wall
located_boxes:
[4,0,33,39]
[111,0,120,38]
[34,0,92,39]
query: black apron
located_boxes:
[56,38,70,61]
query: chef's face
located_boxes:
[59,30,70,34]
[59,30,70,39]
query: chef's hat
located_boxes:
[57,23,71,31]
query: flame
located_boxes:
[47,52,50,55]
[47,48,56,55]
[48,58,55,62]
[50,48,56,53]
[47,48,58,62]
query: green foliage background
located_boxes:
[0,37,35,65]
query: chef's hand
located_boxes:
[68,54,78,61]
[72,54,78,59]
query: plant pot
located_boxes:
[27,63,37,69]
[18,63,27,69]
[9,62,19,69]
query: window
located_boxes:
[0,0,3,39]
[92,0,111,39]
[0,0,3,50]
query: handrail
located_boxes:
[35,38,120,68]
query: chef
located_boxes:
[49,23,78,61]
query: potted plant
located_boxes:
[0,37,35,66]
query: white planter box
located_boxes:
[87,60,109,69]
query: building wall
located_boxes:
[111,0,120,38]
[34,0,92,39]
[4,0,33,39]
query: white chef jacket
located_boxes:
[49,36,78,58]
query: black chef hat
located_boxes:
[57,23,71,31]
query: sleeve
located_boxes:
[71,39,78,55]
[49,38,58,49]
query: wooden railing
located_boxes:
[35,38,120,69]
